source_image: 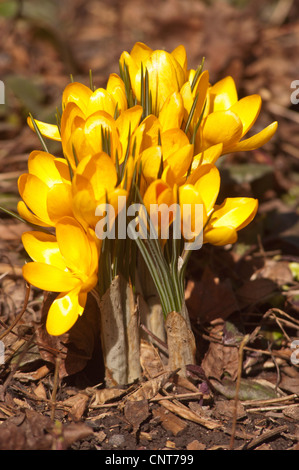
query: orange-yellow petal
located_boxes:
[62,82,92,114]
[27,117,61,141]
[202,110,243,151]
[46,289,87,336]
[22,262,81,292]
[211,197,258,230]
[55,217,93,275]
[18,174,52,225]
[204,226,238,246]
[229,94,262,137]
[17,201,52,227]
[209,76,238,112]
[227,121,278,153]
[22,231,67,270]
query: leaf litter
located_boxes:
[1,0,299,451]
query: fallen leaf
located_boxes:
[125,371,176,402]
[63,392,89,421]
[187,440,206,450]
[201,325,240,382]
[185,266,239,323]
[152,406,187,436]
[157,393,221,430]
[124,399,150,434]
[140,339,165,379]
[88,387,127,406]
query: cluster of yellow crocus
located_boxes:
[19,42,277,335]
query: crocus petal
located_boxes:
[75,152,118,200]
[56,217,93,275]
[193,164,221,214]
[179,185,206,239]
[202,110,243,151]
[62,82,92,114]
[86,88,116,117]
[18,174,52,225]
[229,94,262,137]
[209,76,238,112]
[130,42,153,65]
[191,143,223,169]
[212,197,258,230]
[165,144,194,184]
[22,231,67,270]
[46,183,74,223]
[72,189,98,230]
[83,111,119,159]
[227,121,278,153]
[46,289,87,336]
[204,226,238,246]
[60,102,85,150]
[161,128,190,160]
[27,117,61,141]
[141,146,163,184]
[191,70,210,121]
[22,262,81,292]
[106,73,127,113]
[28,151,71,187]
[136,50,185,114]
[159,92,184,132]
[116,105,143,163]
[171,45,188,75]
[17,201,52,227]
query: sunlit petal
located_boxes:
[209,76,238,112]
[230,94,262,137]
[22,231,67,270]
[22,262,80,292]
[27,117,61,141]
[204,226,238,246]
[227,121,278,153]
[211,197,258,230]
[46,289,87,336]
[56,217,92,274]
[62,82,92,114]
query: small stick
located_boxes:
[50,356,61,421]
[229,335,250,450]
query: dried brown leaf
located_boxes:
[185,267,239,323]
[124,399,150,434]
[152,406,187,436]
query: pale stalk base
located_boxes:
[99,274,141,387]
[165,310,196,377]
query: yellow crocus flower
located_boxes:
[199,76,278,154]
[204,197,258,246]
[17,150,73,227]
[22,217,99,335]
[119,42,187,115]
[27,74,127,142]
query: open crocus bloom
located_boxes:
[22,217,99,335]
[27,74,128,142]
[203,197,258,245]
[199,76,278,155]
[17,150,73,227]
